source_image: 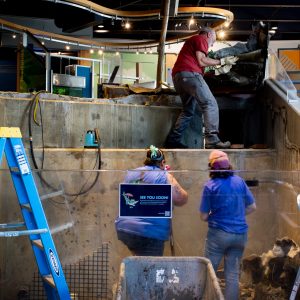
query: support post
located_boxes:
[156,0,170,89]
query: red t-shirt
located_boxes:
[172,34,208,76]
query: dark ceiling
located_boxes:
[0,0,299,51]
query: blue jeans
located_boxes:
[168,71,220,144]
[204,227,247,300]
[117,230,165,256]
[214,34,258,58]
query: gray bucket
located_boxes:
[115,256,224,300]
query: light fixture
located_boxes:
[0,4,233,51]
[136,50,139,55]
[98,49,103,55]
[12,34,16,39]
[189,17,195,26]
[116,51,120,56]
[94,30,109,33]
[125,21,131,29]
[218,30,226,39]
[65,45,70,50]
[90,49,94,54]
[98,24,104,28]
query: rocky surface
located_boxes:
[240,237,300,299]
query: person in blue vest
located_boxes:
[199,150,256,300]
[115,145,188,256]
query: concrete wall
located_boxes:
[263,80,300,170]
[0,138,277,300]
[0,150,277,300]
[1,84,300,299]
[0,92,203,149]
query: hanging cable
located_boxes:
[28,91,102,201]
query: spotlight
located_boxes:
[125,21,131,29]
[189,17,195,26]
[218,30,226,39]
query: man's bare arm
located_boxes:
[196,51,220,67]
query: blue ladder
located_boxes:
[0,127,71,300]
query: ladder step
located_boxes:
[21,203,31,211]
[32,239,43,249]
[0,222,25,229]
[43,274,56,288]
[0,228,48,237]
[40,190,64,201]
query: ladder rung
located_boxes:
[21,203,31,211]
[0,222,25,229]
[43,275,56,288]
[0,228,48,237]
[40,190,64,200]
[32,239,43,249]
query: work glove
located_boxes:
[220,56,239,66]
[214,64,232,76]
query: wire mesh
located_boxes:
[28,243,109,300]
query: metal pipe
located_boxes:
[156,0,170,89]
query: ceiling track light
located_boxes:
[124,21,131,29]
[218,30,226,39]
[0,4,233,51]
[43,0,233,27]
[189,16,195,26]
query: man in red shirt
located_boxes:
[165,27,237,149]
